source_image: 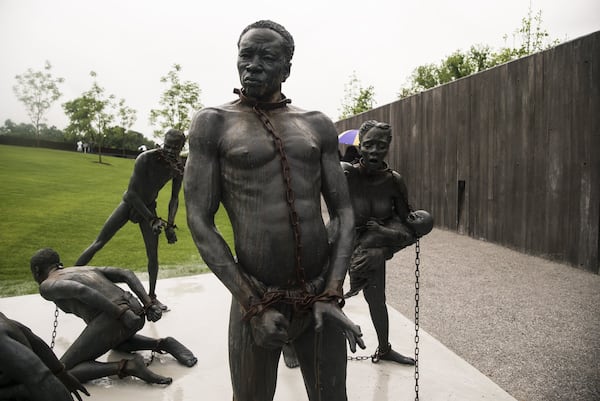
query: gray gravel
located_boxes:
[383,228,600,401]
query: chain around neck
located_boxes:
[157,149,184,176]
[234,88,291,110]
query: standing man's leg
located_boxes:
[75,203,129,266]
[139,220,163,308]
[229,300,280,401]
[294,317,348,401]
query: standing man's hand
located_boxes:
[312,301,365,353]
[151,217,166,235]
[165,226,177,244]
[250,308,289,349]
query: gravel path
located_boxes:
[382,228,600,401]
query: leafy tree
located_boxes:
[398,7,560,98]
[0,119,64,142]
[338,71,376,119]
[0,119,35,137]
[12,61,64,146]
[63,72,115,164]
[116,98,138,155]
[39,125,65,141]
[149,64,203,140]
[121,130,155,151]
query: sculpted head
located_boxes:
[358,120,392,171]
[163,129,186,158]
[237,20,294,100]
[30,248,63,284]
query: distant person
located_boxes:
[82,143,88,154]
[342,120,432,365]
[75,129,185,310]
[184,20,364,401]
[31,248,197,385]
[76,141,83,152]
[0,311,89,401]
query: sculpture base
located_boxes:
[0,273,516,400]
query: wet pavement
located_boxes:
[0,273,516,400]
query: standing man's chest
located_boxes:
[221,115,321,169]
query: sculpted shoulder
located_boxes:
[291,106,332,126]
[188,105,230,145]
[287,107,338,145]
[390,170,405,185]
[390,169,409,197]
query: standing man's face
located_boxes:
[237,28,291,100]
[163,136,184,158]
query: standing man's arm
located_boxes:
[184,110,262,313]
[167,174,182,226]
[122,156,162,231]
[165,173,183,243]
[313,115,364,351]
[319,116,355,297]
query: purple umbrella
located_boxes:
[338,129,359,145]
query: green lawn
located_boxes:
[0,144,234,297]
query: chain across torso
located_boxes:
[250,105,307,289]
[218,89,329,288]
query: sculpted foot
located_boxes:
[150,295,169,311]
[158,337,198,367]
[121,354,173,384]
[373,343,415,365]
[282,344,300,369]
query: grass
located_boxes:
[0,144,234,297]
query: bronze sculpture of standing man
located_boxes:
[185,20,364,401]
[75,129,186,310]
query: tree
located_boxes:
[149,64,202,140]
[338,71,376,120]
[12,61,64,146]
[0,119,35,137]
[63,72,115,164]
[0,119,64,142]
[116,98,138,155]
[398,7,559,98]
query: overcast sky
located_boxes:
[1,0,598,140]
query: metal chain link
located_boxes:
[50,306,59,350]
[252,106,307,289]
[347,354,372,361]
[414,239,420,401]
[348,240,421,401]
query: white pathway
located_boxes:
[0,273,516,401]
